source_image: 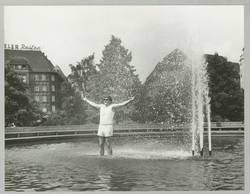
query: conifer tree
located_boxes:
[88,35,141,123]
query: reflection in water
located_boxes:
[96,159,138,191]
[5,136,244,191]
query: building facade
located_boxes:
[4,44,66,114]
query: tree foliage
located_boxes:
[206,53,244,121]
[43,53,96,125]
[86,35,142,123]
[68,54,97,92]
[5,64,42,126]
[44,54,98,125]
[88,35,141,99]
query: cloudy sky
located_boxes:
[4,6,244,82]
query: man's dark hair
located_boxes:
[104,96,112,102]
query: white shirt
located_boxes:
[99,104,115,125]
[84,98,132,125]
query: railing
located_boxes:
[5,122,244,132]
[5,122,244,142]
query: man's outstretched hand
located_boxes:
[80,91,86,100]
[130,96,135,101]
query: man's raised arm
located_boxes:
[81,93,101,108]
[112,97,135,108]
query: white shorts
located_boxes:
[97,124,113,137]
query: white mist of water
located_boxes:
[190,53,211,156]
[183,25,212,156]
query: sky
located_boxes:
[4,6,244,82]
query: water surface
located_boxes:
[5,136,244,191]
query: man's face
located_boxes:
[103,98,111,105]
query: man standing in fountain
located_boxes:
[80,92,135,156]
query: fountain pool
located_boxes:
[5,135,244,191]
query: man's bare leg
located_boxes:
[98,136,105,156]
[105,137,112,155]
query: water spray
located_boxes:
[205,96,212,156]
[191,56,211,157]
[191,57,196,156]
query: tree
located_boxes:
[87,35,142,123]
[129,85,150,123]
[205,53,244,121]
[68,54,97,93]
[56,54,98,125]
[42,54,95,125]
[5,64,42,126]
[67,54,99,124]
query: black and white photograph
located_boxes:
[3,5,244,191]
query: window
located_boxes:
[42,96,47,102]
[35,74,39,81]
[42,85,47,92]
[22,75,27,83]
[35,96,39,102]
[52,96,55,102]
[19,75,27,83]
[51,85,55,92]
[52,106,56,112]
[34,86,39,92]
[51,75,55,81]
[42,107,47,113]
[42,74,46,81]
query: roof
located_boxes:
[54,65,67,81]
[6,56,30,65]
[5,49,55,73]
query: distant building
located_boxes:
[4,44,67,114]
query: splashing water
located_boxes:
[181,24,212,156]
[160,46,211,156]
[191,53,211,156]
